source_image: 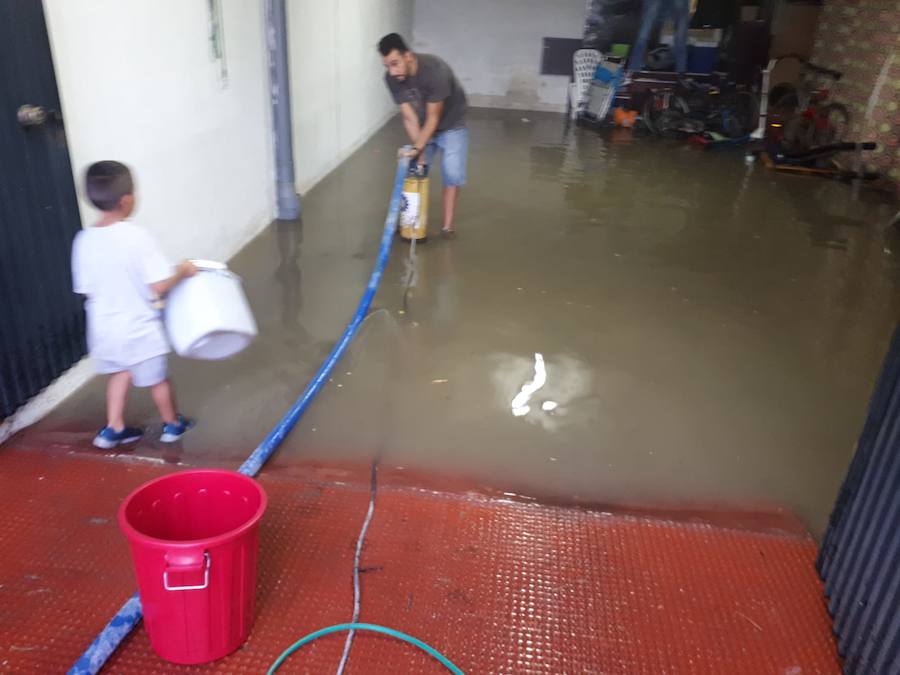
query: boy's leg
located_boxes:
[154,379,195,443]
[133,356,193,442]
[106,371,131,431]
[150,379,178,426]
[130,355,178,425]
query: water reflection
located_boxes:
[28,109,900,539]
[510,352,546,417]
[493,351,593,433]
[275,217,304,329]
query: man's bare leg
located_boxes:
[442,185,460,235]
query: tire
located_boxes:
[642,92,689,136]
[646,46,675,71]
[784,115,816,152]
[718,91,759,138]
[769,83,799,113]
[814,103,851,146]
[656,109,687,139]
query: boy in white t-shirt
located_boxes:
[72,161,196,449]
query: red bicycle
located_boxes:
[768,54,850,152]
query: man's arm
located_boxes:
[412,101,443,159]
[399,103,421,145]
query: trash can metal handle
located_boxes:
[163,552,211,591]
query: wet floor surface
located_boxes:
[13,108,900,537]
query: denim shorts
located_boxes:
[425,127,469,187]
[94,355,169,388]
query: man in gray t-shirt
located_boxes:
[379,33,468,238]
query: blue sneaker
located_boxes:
[93,426,144,449]
[161,415,195,443]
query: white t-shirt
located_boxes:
[71,221,173,367]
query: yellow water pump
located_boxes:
[399,161,428,242]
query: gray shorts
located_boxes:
[94,355,168,388]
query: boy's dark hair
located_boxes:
[378,33,409,56]
[85,160,134,211]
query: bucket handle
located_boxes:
[189,260,239,282]
[199,268,237,280]
[163,551,211,591]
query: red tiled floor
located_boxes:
[0,447,840,674]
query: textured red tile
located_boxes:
[0,448,840,674]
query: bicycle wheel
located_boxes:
[642,91,689,135]
[769,83,799,113]
[784,114,816,152]
[814,103,851,146]
[718,91,759,138]
[655,109,688,139]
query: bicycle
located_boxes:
[642,85,690,135]
[768,54,850,152]
[644,78,758,139]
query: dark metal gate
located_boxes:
[818,323,900,675]
[0,0,85,419]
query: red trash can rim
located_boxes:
[117,469,268,550]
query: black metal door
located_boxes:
[0,0,85,419]
[818,322,900,675]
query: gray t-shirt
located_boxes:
[385,53,467,131]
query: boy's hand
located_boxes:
[151,261,197,298]
[177,261,198,279]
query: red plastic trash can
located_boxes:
[118,469,267,665]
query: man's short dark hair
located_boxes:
[85,160,134,211]
[378,33,409,56]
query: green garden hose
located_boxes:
[266,623,464,674]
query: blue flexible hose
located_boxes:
[67,156,408,675]
[267,623,464,674]
[238,155,408,476]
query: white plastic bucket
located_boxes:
[164,261,257,360]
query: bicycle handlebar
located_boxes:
[782,142,877,161]
[775,53,843,80]
[806,62,843,80]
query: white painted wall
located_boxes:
[412,0,586,112]
[3,1,416,439]
[8,0,275,442]
[287,0,414,192]
[44,0,275,264]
